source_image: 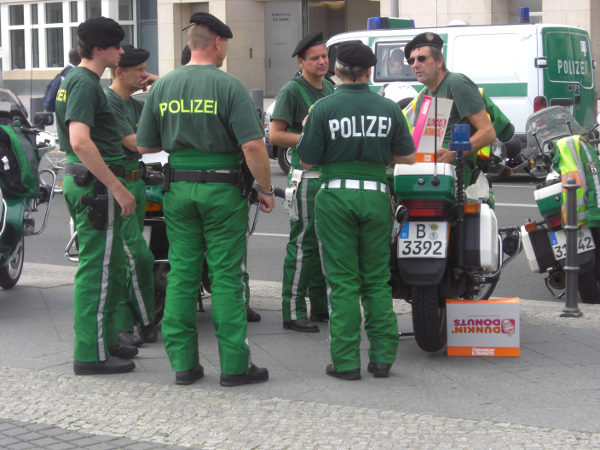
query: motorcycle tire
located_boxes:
[0,237,24,290]
[153,290,166,325]
[578,269,600,304]
[411,284,447,352]
[277,147,291,174]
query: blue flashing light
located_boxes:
[367,17,386,30]
[519,7,530,23]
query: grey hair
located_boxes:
[429,46,447,71]
[334,61,367,79]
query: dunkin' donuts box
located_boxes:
[446,298,520,357]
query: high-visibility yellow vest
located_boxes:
[556,136,588,225]
[477,88,491,160]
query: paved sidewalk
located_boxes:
[0,263,600,449]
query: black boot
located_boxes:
[283,316,319,332]
[220,364,269,387]
[367,362,392,378]
[175,364,205,385]
[138,322,158,343]
[108,343,138,359]
[73,357,135,375]
[326,364,361,381]
[246,306,262,322]
[117,331,144,347]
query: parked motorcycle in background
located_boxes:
[520,106,600,302]
[0,88,57,288]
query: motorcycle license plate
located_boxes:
[398,222,448,258]
[548,226,595,260]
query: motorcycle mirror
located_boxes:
[34,112,54,127]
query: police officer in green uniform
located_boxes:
[406,32,495,185]
[56,17,139,375]
[136,13,274,386]
[297,41,416,380]
[105,45,159,347]
[270,31,333,332]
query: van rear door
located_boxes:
[542,27,595,128]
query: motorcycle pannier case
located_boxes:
[534,182,562,218]
[0,120,38,198]
[393,163,457,202]
[463,203,500,272]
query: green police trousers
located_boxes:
[315,185,399,372]
[161,181,251,375]
[63,174,126,362]
[113,175,155,332]
[282,176,328,321]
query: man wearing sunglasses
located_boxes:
[405,32,495,185]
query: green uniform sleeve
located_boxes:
[271,84,303,130]
[451,77,486,119]
[64,85,98,128]
[296,105,325,165]
[136,90,161,148]
[228,91,265,145]
[391,109,416,156]
[106,93,135,138]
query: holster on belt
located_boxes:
[80,178,108,231]
[234,158,255,198]
[72,161,93,187]
[162,163,171,193]
[284,168,302,221]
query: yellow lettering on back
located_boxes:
[56,89,67,102]
[204,100,214,114]
[169,100,180,114]
[194,100,203,113]
[159,103,167,116]
[180,99,190,113]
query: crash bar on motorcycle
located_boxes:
[65,230,79,262]
[0,199,7,241]
[32,169,57,236]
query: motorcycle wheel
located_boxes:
[411,284,447,352]
[577,270,600,304]
[154,290,166,325]
[0,238,24,289]
[277,147,291,174]
[473,281,498,300]
[201,260,211,294]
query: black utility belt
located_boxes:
[167,168,240,184]
[66,162,125,187]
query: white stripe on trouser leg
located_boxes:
[123,240,150,325]
[290,180,309,321]
[97,190,115,361]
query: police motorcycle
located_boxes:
[0,88,57,289]
[519,106,600,303]
[389,124,522,353]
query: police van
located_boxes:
[325,18,597,149]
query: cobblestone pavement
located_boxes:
[0,418,206,450]
[3,268,600,448]
[0,365,599,450]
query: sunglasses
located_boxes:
[407,55,431,65]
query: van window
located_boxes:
[451,33,525,84]
[373,41,417,82]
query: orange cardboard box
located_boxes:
[446,298,520,357]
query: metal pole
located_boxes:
[560,176,583,318]
[390,0,399,18]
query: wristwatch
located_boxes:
[258,184,275,196]
[453,151,460,160]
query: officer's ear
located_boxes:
[366,67,372,79]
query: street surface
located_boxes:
[26,169,562,303]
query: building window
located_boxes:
[70,1,77,22]
[10,29,25,69]
[86,0,101,19]
[46,27,64,67]
[10,5,24,26]
[121,25,134,45]
[31,4,39,25]
[139,0,157,20]
[71,27,78,49]
[32,29,40,68]
[46,2,63,24]
[119,0,133,20]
